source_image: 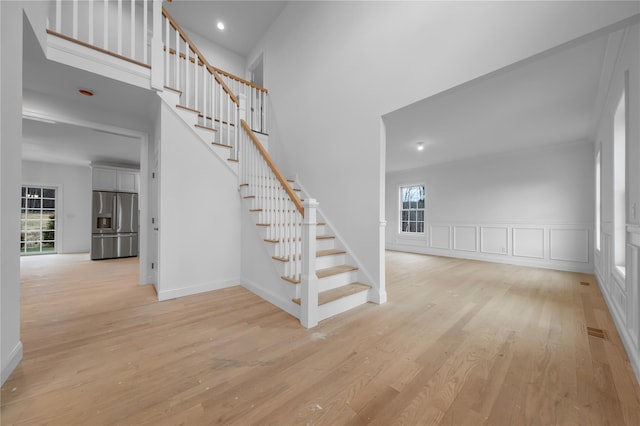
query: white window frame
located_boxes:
[399,184,425,235]
[20,185,58,255]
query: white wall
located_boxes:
[157,102,241,300]
[1,0,23,385]
[386,141,595,272]
[248,1,639,298]
[21,161,92,254]
[182,27,245,78]
[593,23,640,383]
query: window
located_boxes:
[400,185,425,233]
[596,149,601,251]
[613,89,626,274]
[20,186,57,255]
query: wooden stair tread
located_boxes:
[227,158,239,163]
[176,104,200,114]
[164,85,182,94]
[316,235,335,240]
[292,282,371,306]
[211,142,231,149]
[317,264,358,278]
[195,124,217,132]
[281,276,300,285]
[317,249,346,257]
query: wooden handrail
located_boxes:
[164,46,268,93]
[162,7,239,105]
[240,120,304,217]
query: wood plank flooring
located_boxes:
[2,251,640,425]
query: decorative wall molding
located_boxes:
[387,222,594,273]
[549,228,589,263]
[453,225,477,252]
[480,226,508,256]
[512,227,545,259]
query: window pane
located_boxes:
[42,188,56,198]
[402,211,408,220]
[418,199,425,208]
[42,231,55,241]
[26,241,41,253]
[417,210,424,221]
[26,220,41,230]
[402,201,409,209]
[409,211,416,221]
[27,199,41,209]
[21,187,26,197]
[43,199,55,209]
[409,222,416,232]
[27,187,41,198]
[402,221,409,232]
[417,223,424,233]
[21,198,25,209]
[43,210,55,219]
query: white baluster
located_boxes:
[175,27,179,90]
[143,0,148,63]
[72,0,78,39]
[164,16,169,85]
[185,43,190,108]
[194,55,199,114]
[117,0,122,54]
[88,0,94,45]
[103,0,108,50]
[55,0,61,32]
[130,0,135,60]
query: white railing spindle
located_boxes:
[72,0,78,39]
[143,0,148,63]
[103,0,108,51]
[130,0,136,60]
[117,0,122,55]
[88,0,94,45]
[56,0,61,33]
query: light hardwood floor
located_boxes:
[2,251,640,425]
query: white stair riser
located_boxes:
[316,238,335,251]
[318,289,369,322]
[174,107,199,125]
[194,126,218,142]
[318,270,358,292]
[316,253,346,270]
[160,90,180,106]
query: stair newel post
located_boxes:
[301,199,319,328]
[150,0,163,90]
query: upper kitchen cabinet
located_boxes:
[92,166,139,193]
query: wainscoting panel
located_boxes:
[429,225,450,250]
[480,226,508,255]
[453,226,477,252]
[387,222,593,274]
[512,228,544,259]
[549,228,589,263]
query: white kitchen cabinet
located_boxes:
[92,166,139,193]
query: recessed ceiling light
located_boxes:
[79,89,94,97]
[217,21,225,30]
[417,142,424,151]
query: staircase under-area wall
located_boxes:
[38,0,382,327]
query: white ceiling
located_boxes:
[22,20,155,167]
[384,32,609,173]
[164,1,288,57]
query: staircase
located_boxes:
[44,0,375,328]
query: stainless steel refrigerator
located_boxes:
[91,191,139,260]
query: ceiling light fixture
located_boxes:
[417,142,424,151]
[79,89,94,97]
[217,21,225,30]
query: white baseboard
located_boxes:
[386,244,594,274]
[595,267,640,386]
[241,278,300,320]
[157,278,239,301]
[1,341,23,385]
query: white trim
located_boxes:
[157,278,239,301]
[241,278,300,319]
[595,266,640,386]
[1,341,23,385]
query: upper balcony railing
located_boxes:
[46,0,268,135]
